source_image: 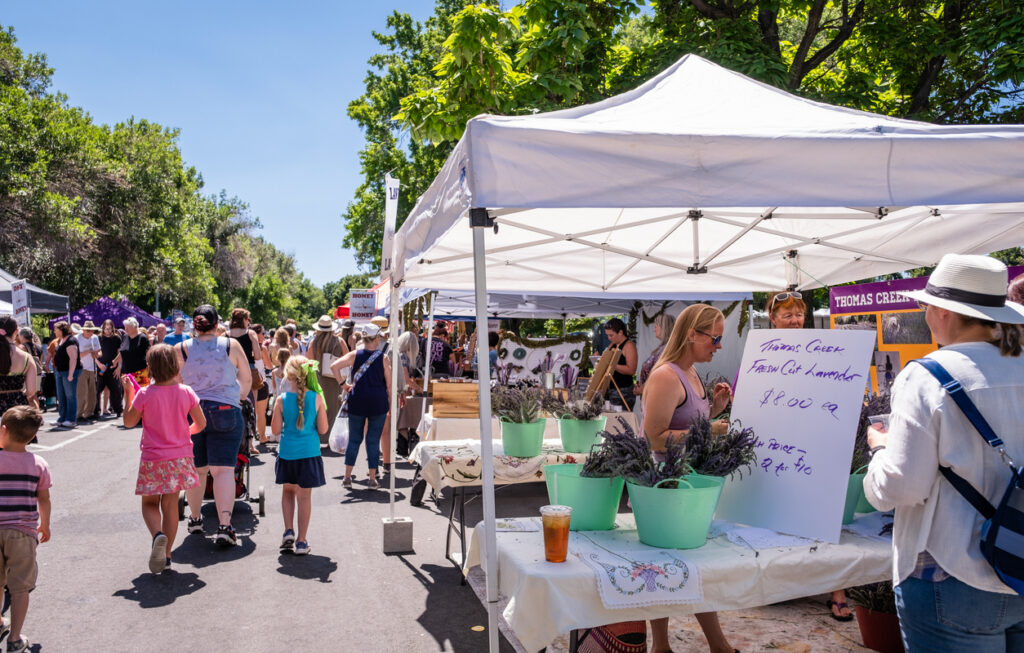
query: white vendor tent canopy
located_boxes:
[388,53,1024,652]
[394,54,1024,294]
[400,287,749,319]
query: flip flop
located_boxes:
[826,599,854,622]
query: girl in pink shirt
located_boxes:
[123,344,206,574]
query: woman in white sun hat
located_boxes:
[864,253,1024,651]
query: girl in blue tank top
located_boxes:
[270,355,327,556]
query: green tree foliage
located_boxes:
[344,1,1024,268]
[0,26,327,329]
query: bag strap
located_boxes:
[911,358,1000,519]
[340,349,384,414]
[911,358,1003,448]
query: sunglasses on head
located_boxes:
[769,291,803,313]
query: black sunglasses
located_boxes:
[695,329,723,346]
[769,291,803,313]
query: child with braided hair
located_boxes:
[270,355,327,555]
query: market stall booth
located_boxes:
[389,53,1024,652]
[0,267,70,314]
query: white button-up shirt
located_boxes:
[865,341,1024,593]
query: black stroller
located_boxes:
[178,400,266,519]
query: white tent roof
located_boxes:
[393,54,1024,293]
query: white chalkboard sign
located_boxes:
[716,329,876,543]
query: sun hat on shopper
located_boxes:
[899,254,1024,325]
[314,315,334,332]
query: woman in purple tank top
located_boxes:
[641,303,735,653]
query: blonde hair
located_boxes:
[654,312,676,345]
[655,304,724,370]
[284,355,310,430]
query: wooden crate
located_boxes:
[432,380,481,418]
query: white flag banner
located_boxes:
[350,290,378,320]
[381,173,400,280]
[11,280,29,327]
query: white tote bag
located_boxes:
[328,411,349,453]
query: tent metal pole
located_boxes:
[472,220,500,653]
[424,294,435,392]
[389,283,400,520]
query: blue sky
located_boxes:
[4,1,436,287]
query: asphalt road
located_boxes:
[26,416,521,653]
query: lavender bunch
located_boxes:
[494,360,518,385]
[852,393,891,473]
[580,417,693,488]
[683,417,757,479]
[580,417,653,479]
[447,360,463,378]
[542,387,603,420]
[560,363,578,389]
[491,385,542,423]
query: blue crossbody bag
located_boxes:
[912,357,1024,595]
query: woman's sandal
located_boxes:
[826,599,854,622]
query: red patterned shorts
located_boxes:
[136,456,200,496]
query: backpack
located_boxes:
[913,357,1024,595]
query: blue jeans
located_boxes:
[192,401,245,468]
[56,368,81,424]
[897,576,1024,652]
[346,413,386,470]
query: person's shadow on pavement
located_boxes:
[112,571,206,609]
[275,553,337,583]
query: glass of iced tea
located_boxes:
[540,505,573,563]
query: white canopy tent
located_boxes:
[388,54,1024,651]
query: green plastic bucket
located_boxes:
[844,473,866,525]
[557,417,607,453]
[854,466,877,514]
[626,474,724,549]
[544,464,624,531]
[500,418,546,457]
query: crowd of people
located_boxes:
[4,254,1024,652]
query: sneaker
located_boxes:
[187,516,203,535]
[164,557,172,571]
[0,622,9,643]
[294,541,310,556]
[342,476,352,489]
[149,532,168,574]
[280,529,295,550]
[215,525,237,547]
[6,637,29,653]
[367,476,379,490]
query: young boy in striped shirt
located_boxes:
[0,406,52,653]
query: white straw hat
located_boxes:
[899,254,1024,325]
[314,315,334,331]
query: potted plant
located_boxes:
[543,418,633,531]
[845,393,892,522]
[848,582,904,653]
[542,389,607,453]
[491,385,546,457]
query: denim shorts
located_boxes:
[192,401,244,468]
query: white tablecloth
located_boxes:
[465,515,892,653]
[410,439,592,491]
[418,410,638,441]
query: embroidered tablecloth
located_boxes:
[464,515,892,653]
[410,438,591,491]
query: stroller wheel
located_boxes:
[258,486,266,517]
[178,492,186,521]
